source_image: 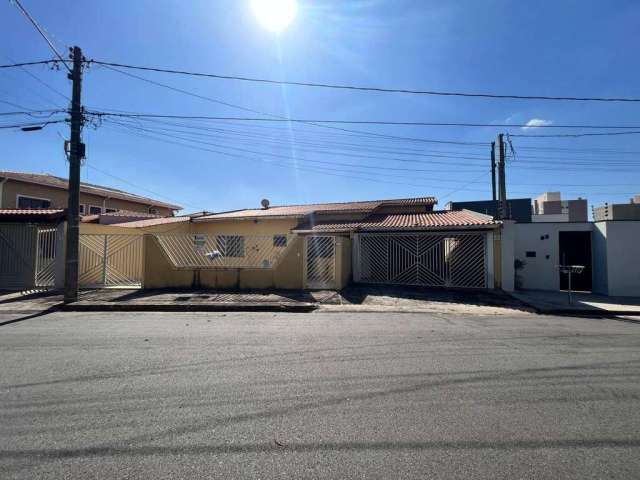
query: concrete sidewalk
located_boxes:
[0,286,532,316]
[0,289,321,313]
[510,289,640,315]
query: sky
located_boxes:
[1,0,639,214]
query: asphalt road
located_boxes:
[0,311,639,479]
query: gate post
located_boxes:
[101,235,109,286]
[54,222,66,289]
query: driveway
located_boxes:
[1,311,639,479]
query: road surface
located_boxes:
[1,311,639,479]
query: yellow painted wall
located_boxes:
[141,218,306,290]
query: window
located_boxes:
[216,235,245,257]
[149,207,159,215]
[526,251,537,258]
[273,235,287,248]
[89,206,102,215]
[79,204,86,214]
[105,208,118,213]
[17,195,51,209]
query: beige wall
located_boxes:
[141,218,304,290]
[2,179,174,216]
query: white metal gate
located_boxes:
[0,224,37,290]
[35,227,58,287]
[79,234,143,287]
[304,236,336,289]
[354,232,487,288]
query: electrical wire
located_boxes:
[86,111,640,130]
[88,60,640,103]
[11,1,72,73]
[0,59,58,69]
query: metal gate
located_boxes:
[35,227,58,287]
[0,224,37,290]
[354,232,487,288]
[304,236,336,289]
[79,234,143,287]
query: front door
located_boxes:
[559,231,592,291]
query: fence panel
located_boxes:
[35,227,58,287]
[153,233,295,269]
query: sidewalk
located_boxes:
[510,289,640,315]
[0,289,321,313]
[0,286,532,316]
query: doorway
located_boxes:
[558,231,592,291]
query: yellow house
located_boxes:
[108,196,499,291]
[0,171,181,216]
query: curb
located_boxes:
[59,302,318,313]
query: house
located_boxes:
[0,171,181,216]
[592,195,640,221]
[446,198,533,223]
[109,196,500,291]
[532,192,587,222]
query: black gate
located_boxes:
[559,231,592,291]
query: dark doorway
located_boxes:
[558,231,592,291]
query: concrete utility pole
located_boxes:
[63,46,84,303]
[490,141,497,201]
[497,133,508,219]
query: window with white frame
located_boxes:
[88,205,102,215]
[79,204,86,214]
[17,195,51,209]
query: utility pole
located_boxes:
[497,133,508,219]
[64,46,84,303]
[490,141,497,201]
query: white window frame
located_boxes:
[16,194,52,209]
[79,204,86,214]
[105,208,118,213]
[88,205,103,215]
[149,207,159,214]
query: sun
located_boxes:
[250,0,298,33]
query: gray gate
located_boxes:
[354,232,487,288]
[79,234,143,287]
[304,236,336,289]
[0,224,38,290]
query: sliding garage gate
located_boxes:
[353,232,489,289]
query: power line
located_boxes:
[0,59,59,69]
[511,131,640,138]
[11,1,72,73]
[86,111,640,129]
[96,65,488,147]
[87,59,640,103]
[0,119,66,129]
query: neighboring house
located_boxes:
[446,198,533,223]
[532,191,587,222]
[111,196,500,291]
[592,195,640,221]
[0,171,181,216]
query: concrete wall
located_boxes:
[591,222,608,295]
[600,221,640,296]
[1,179,174,216]
[512,222,593,291]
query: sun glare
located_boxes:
[250,0,298,33]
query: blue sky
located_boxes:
[1,0,639,213]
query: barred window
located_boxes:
[216,235,245,257]
[273,235,287,248]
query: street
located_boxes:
[1,311,639,479]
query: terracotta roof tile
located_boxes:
[0,171,182,210]
[195,197,437,221]
[110,216,191,228]
[0,209,66,221]
[293,210,496,232]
